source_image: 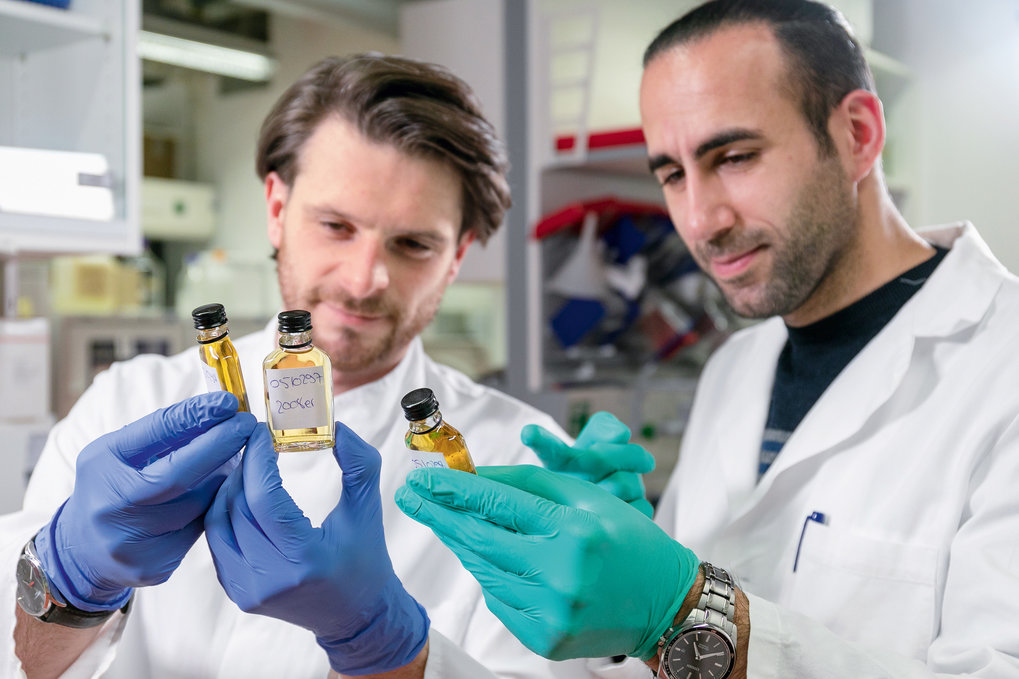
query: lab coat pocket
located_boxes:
[789,522,938,659]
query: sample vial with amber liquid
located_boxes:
[401,388,477,473]
[263,310,334,452]
[192,303,250,412]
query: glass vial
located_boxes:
[401,388,477,474]
[192,303,250,412]
[263,310,334,452]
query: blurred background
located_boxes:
[2,0,1017,509]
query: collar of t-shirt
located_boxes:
[758,246,948,479]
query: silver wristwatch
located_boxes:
[16,537,127,629]
[657,562,737,679]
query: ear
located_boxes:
[265,171,290,250]
[830,89,885,183]
[445,231,476,284]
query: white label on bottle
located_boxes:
[408,450,450,470]
[265,366,329,430]
[199,361,221,392]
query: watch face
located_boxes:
[663,628,734,679]
[16,556,49,617]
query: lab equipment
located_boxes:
[262,310,334,452]
[401,387,477,473]
[193,303,250,412]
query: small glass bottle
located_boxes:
[192,303,250,412]
[401,388,477,474]
[263,310,334,452]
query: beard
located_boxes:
[694,153,858,319]
[275,249,446,376]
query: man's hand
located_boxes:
[204,422,429,676]
[34,392,255,612]
[522,411,655,517]
[395,464,698,661]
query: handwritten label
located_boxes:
[408,450,450,470]
[200,361,221,392]
[265,366,329,430]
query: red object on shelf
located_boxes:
[532,196,669,240]
[555,127,645,152]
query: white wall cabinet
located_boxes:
[0,0,139,255]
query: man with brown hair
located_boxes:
[2,54,641,679]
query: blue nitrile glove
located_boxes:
[33,392,254,612]
[204,422,429,676]
[395,464,699,662]
[522,411,656,517]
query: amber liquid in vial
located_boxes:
[401,388,477,473]
[263,310,334,452]
[198,333,250,412]
[193,303,251,412]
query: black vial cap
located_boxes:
[192,303,227,329]
[277,310,312,334]
[401,387,439,421]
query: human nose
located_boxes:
[340,236,390,298]
[681,173,736,244]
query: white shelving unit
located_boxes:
[0,0,139,255]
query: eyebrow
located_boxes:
[647,128,765,174]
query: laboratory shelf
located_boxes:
[0,0,107,54]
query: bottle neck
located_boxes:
[278,330,312,350]
[196,324,228,344]
[407,411,442,433]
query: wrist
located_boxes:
[36,517,132,612]
[645,563,750,679]
[316,581,430,675]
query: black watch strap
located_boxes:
[18,537,132,629]
[38,600,125,629]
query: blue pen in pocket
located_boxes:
[793,511,827,573]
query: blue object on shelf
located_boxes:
[602,215,647,265]
[19,0,72,7]
[550,299,606,348]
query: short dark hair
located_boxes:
[644,0,875,155]
[256,53,510,244]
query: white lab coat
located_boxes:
[0,327,590,679]
[657,223,1019,677]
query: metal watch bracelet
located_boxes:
[656,562,738,676]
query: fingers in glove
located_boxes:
[395,483,552,577]
[111,392,242,467]
[140,411,256,502]
[573,411,631,449]
[237,424,312,555]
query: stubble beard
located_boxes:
[275,253,445,375]
[699,154,858,320]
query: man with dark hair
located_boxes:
[398,2,1019,677]
[1,53,647,679]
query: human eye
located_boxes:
[393,237,434,259]
[654,165,685,188]
[719,149,758,167]
[322,220,354,237]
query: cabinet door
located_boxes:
[0,0,140,255]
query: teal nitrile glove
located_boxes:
[395,464,699,661]
[522,411,655,517]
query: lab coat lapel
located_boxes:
[713,319,788,513]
